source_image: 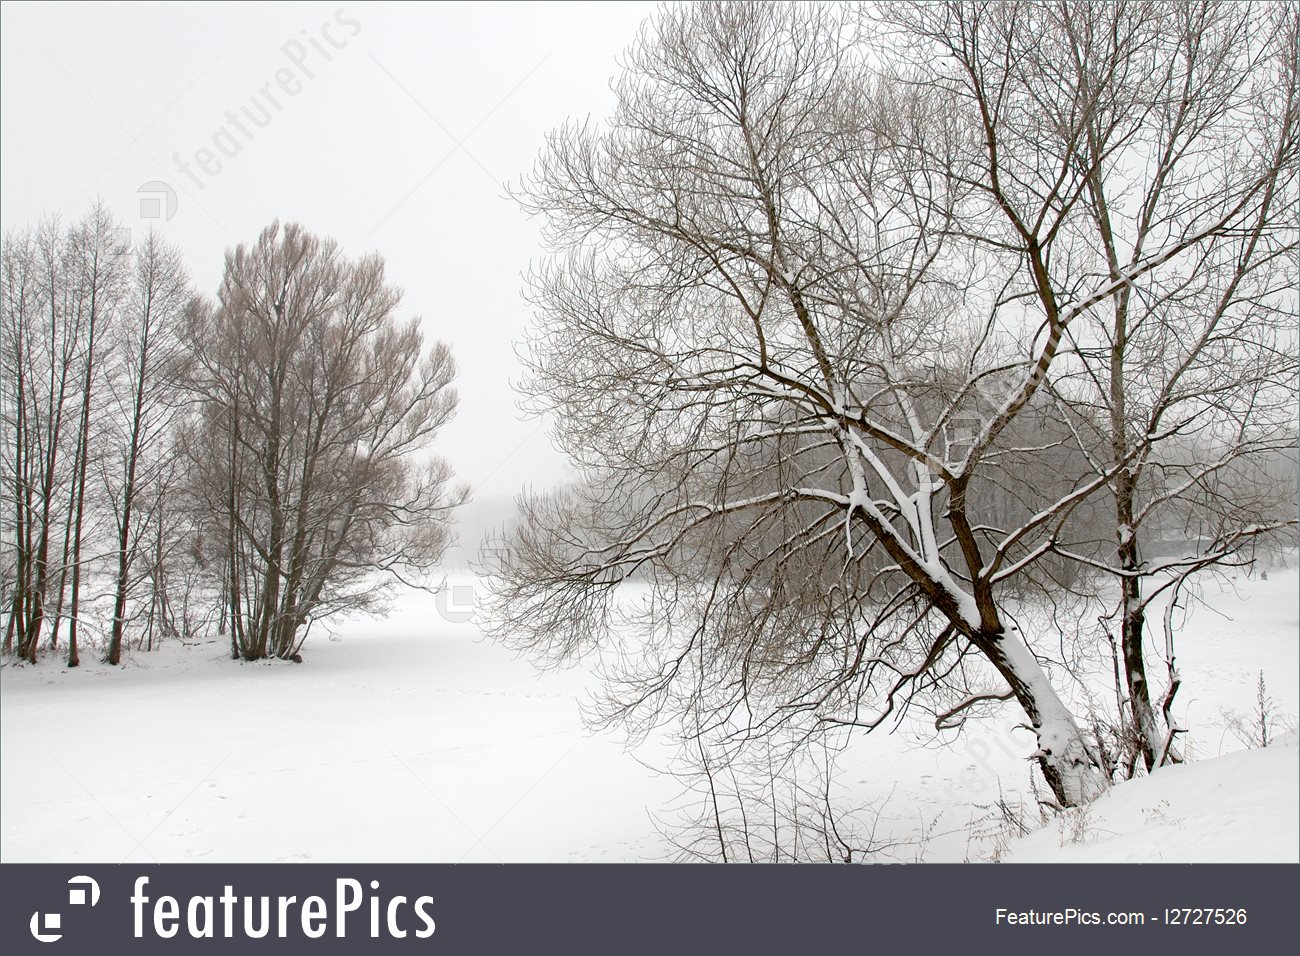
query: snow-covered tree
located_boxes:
[888,0,1299,774]
[483,1,1297,808]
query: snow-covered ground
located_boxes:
[1003,731,1297,863]
[2,567,1296,863]
[821,565,1300,863]
[0,585,678,863]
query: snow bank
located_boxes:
[1003,732,1299,863]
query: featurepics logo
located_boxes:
[172,8,362,189]
[130,877,436,940]
[30,876,100,943]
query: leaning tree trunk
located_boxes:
[977,624,1110,807]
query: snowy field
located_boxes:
[2,567,1296,864]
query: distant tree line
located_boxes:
[1,212,463,665]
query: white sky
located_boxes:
[0,0,657,498]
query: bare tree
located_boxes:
[102,231,194,665]
[483,1,1296,808]
[1,224,44,660]
[185,222,465,661]
[888,0,1298,774]
[58,207,129,666]
[1092,2,1297,770]
[1,207,128,664]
